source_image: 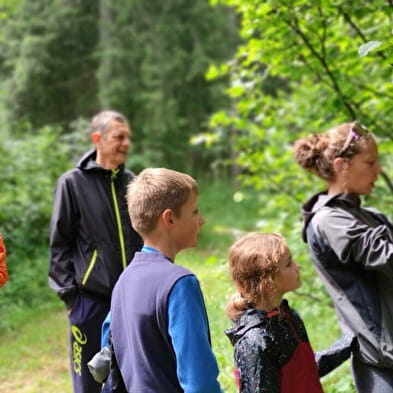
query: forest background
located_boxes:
[1,0,393,392]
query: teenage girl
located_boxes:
[294,121,393,392]
[225,232,354,393]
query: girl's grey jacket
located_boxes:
[302,191,393,369]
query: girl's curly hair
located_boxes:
[227,232,288,319]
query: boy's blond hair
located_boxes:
[127,168,198,236]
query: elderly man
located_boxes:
[49,110,142,393]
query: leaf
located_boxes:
[377,38,393,52]
[358,41,382,57]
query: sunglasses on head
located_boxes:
[339,121,369,156]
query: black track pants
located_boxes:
[68,295,110,393]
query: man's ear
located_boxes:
[161,209,174,228]
[91,132,101,145]
[333,157,346,174]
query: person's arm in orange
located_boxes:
[0,233,8,287]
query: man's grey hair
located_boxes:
[90,110,128,136]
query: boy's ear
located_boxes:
[161,209,174,228]
[91,132,101,145]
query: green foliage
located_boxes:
[0,123,75,330]
[96,0,239,172]
[0,0,240,173]
[205,0,393,210]
[1,0,99,126]
[0,126,70,254]
[359,38,393,65]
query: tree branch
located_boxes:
[298,54,327,85]
[284,16,357,119]
[351,81,393,100]
[339,6,393,66]
[318,5,327,59]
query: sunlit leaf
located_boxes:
[358,41,382,57]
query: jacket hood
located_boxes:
[76,150,125,173]
[225,300,288,346]
[301,191,361,243]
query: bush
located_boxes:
[0,124,75,329]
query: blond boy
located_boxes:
[110,168,222,393]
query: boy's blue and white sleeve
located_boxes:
[101,311,111,348]
[168,275,223,393]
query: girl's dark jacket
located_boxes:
[225,300,354,393]
[302,191,393,369]
[49,150,143,308]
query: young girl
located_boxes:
[294,121,393,393]
[225,232,354,393]
[0,233,8,287]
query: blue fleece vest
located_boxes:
[111,251,193,392]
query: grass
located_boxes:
[0,179,355,392]
[0,307,71,393]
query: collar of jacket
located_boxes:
[225,300,289,345]
[301,191,361,242]
[77,149,125,174]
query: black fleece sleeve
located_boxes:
[48,174,79,308]
[315,333,357,377]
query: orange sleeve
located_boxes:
[0,234,8,288]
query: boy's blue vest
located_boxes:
[111,251,193,392]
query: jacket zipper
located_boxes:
[82,249,98,285]
[81,170,127,286]
[111,169,127,270]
